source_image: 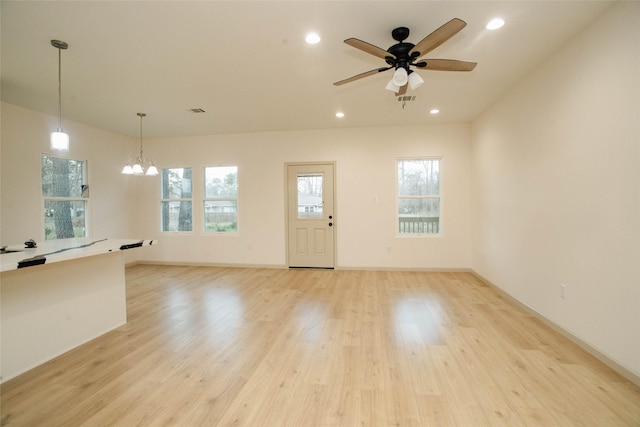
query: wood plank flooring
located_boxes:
[1,265,639,426]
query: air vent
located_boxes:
[397,95,416,109]
[188,108,206,113]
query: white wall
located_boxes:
[1,102,138,250]
[1,103,472,269]
[135,124,472,269]
[471,2,640,377]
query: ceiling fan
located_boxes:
[334,18,477,96]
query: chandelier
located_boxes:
[121,113,158,176]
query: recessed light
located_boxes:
[430,109,440,115]
[335,112,345,118]
[305,32,321,44]
[486,18,505,30]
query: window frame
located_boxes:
[395,157,442,237]
[41,153,90,241]
[203,164,239,233]
[160,166,194,233]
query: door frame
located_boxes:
[284,161,337,268]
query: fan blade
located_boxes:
[333,67,391,86]
[395,84,408,96]
[344,38,393,60]
[409,18,467,59]
[418,59,477,71]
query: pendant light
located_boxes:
[122,113,158,176]
[50,40,69,151]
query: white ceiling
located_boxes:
[1,1,613,139]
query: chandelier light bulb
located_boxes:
[132,162,144,175]
[146,165,159,176]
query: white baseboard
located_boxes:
[471,270,640,388]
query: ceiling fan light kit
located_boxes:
[334,18,477,96]
[386,68,409,92]
[391,67,408,86]
[385,80,401,93]
[408,71,424,90]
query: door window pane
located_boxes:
[297,173,323,219]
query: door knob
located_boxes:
[328,222,333,227]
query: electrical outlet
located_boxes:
[386,245,392,253]
[560,284,567,299]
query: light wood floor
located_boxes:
[1,266,639,426]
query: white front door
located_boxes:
[287,163,335,268]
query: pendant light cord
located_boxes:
[138,112,146,160]
[57,47,63,130]
[139,114,143,159]
[51,40,68,131]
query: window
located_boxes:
[41,155,89,240]
[161,167,193,232]
[297,173,323,219]
[397,158,440,234]
[204,166,238,232]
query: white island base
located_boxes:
[1,239,151,383]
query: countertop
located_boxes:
[0,238,155,272]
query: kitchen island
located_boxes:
[0,238,154,382]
